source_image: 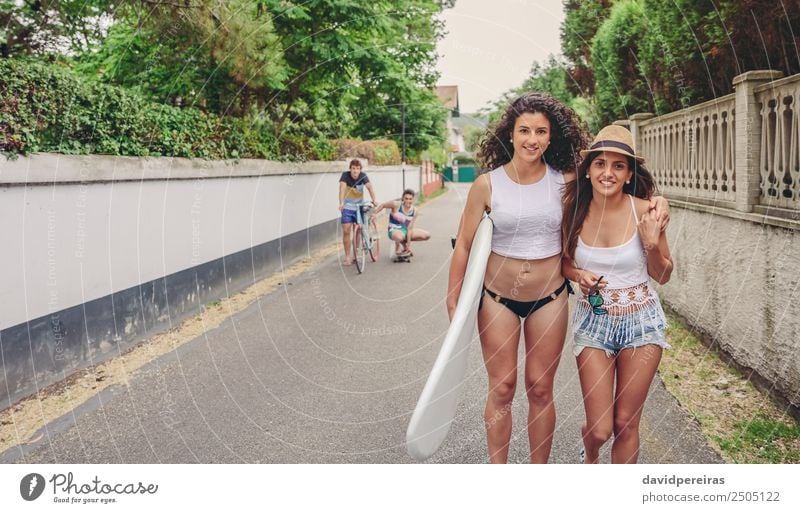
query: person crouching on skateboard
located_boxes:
[375,189,430,258]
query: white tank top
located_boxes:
[574,195,649,288]
[488,164,564,260]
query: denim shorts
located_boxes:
[572,296,670,358]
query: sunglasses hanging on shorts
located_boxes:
[587,276,607,316]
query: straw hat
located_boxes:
[580,125,644,163]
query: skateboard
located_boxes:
[392,254,412,263]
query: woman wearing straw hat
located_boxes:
[447,94,670,464]
[561,124,674,464]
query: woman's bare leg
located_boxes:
[611,344,662,464]
[576,348,616,463]
[478,297,522,463]
[521,292,568,463]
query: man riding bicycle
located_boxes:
[339,159,378,265]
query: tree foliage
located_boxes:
[481,55,595,132]
[0,0,114,57]
[76,1,287,116]
[520,56,575,107]
[637,0,800,112]
[559,0,800,127]
[463,124,482,153]
[721,0,800,79]
[258,0,447,154]
[591,0,651,125]
[2,0,452,160]
[559,0,612,96]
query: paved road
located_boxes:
[1,184,721,464]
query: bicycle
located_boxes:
[351,202,380,273]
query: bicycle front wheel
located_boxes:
[368,221,380,262]
[353,226,365,273]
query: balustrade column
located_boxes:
[733,70,783,212]
[627,113,654,157]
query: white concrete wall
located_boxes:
[0,154,418,330]
[660,204,800,406]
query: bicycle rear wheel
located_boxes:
[353,226,365,273]
[368,221,380,261]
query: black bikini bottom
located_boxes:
[479,280,573,318]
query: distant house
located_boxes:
[436,85,464,153]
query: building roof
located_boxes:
[436,85,459,110]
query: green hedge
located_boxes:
[0,58,342,161]
[332,138,401,165]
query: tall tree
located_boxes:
[561,0,800,123]
[0,0,114,57]
[76,1,287,116]
[5,0,453,158]
[722,0,800,79]
[560,0,612,96]
[259,0,448,151]
[591,0,652,125]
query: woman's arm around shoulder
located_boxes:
[634,196,673,284]
[633,196,652,222]
[648,194,671,232]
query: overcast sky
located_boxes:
[436,0,566,113]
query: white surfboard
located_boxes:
[406,215,493,461]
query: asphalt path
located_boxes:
[2,184,721,464]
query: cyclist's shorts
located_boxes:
[341,208,358,224]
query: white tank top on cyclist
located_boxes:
[574,195,650,289]
[488,164,564,260]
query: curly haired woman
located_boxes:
[446,93,669,463]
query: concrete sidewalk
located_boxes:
[1,184,721,463]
